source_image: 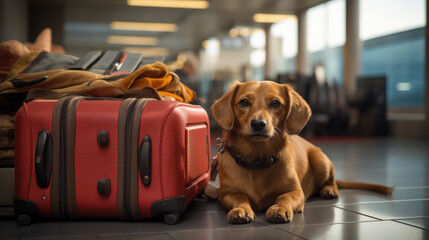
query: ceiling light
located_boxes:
[253,13,296,23]
[202,39,219,49]
[106,35,158,45]
[127,0,209,9]
[110,21,177,32]
[123,47,169,56]
[229,28,239,38]
[201,38,220,55]
[239,28,250,37]
[396,82,412,91]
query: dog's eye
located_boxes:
[239,99,250,107]
[270,100,282,108]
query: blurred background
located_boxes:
[0,0,427,139]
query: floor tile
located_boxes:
[0,206,15,218]
[403,187,429,197]
[0,220,27,240]
[20,221,113,239]
[284,220,429,240]
[265,205,376,228]
[336,200,429,220]
[306,188,429,207]
[218,203,375,227]
[170,209,267,230]
[396,218,429,231]
[184,197,224,213]
[18,210,261,239]
[99,233,173,240]
[316,139,429,187]
[168,226,303,240]
[21,234,99,240]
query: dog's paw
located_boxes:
[266,205,292,223]
[227,207,255,224]
[320,185,339,199]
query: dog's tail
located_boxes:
[336,180,394,195]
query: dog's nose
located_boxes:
[251,119,267,132]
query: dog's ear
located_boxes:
[284,85,312,134]
[211,83,240,131]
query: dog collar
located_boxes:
[224,145,279,169]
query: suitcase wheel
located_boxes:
[163,212,180,225]
[16,213,31,226]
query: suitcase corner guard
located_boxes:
[14,198,42,225]
[14,199,42,216]
[150,196,186,218]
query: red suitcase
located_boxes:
[14,96,211,225]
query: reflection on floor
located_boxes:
[1,138,429,239]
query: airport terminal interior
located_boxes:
[1,0,429,239]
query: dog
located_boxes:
[211,81,393,224]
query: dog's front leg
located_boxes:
[220,193,255,224]
[266,189,305,223]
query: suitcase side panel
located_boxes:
[15,105,32,201]
[15,100,57,217]
[185,124,209,185]
[162,105,210,201]
[136,101,171,218]
[74,100,122,218]
[146,103,210,216]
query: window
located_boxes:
[307,0,345,84]
[249,29,266,81]
[360,0,426,108]
[270,16,298,74]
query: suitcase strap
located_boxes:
[51,96,85,219]
[117,98,153,221]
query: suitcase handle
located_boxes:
[139,136,152,186]
[35,130,53,188]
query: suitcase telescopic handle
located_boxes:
[139,136,152,186]
[35,130,53,188]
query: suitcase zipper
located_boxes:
[129,99,152,221]
[123,99,138,220]
[51,96,82,219]
[117,98,137,220]
[64,97,82,219]
[117,98,152,221]
[59,97,71,218]
[51,97,73,219]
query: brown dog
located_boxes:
[211,81,392,224]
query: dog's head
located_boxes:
[211,81,311,141]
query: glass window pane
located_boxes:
[307,0,345,84]
[360,0,426,108]
[327,0,345,48]
[307,4,326,52]
[250,29,266,49]
[270,17,298,73]
[360,0,426,40]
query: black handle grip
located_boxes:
[35,130,53,188]
[139,136,152,186]
[97,131,109,146]
[97,179,111,195]
[11,76,48,87]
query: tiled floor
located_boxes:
[1,138,429,239]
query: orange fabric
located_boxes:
[0,51,195,110]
